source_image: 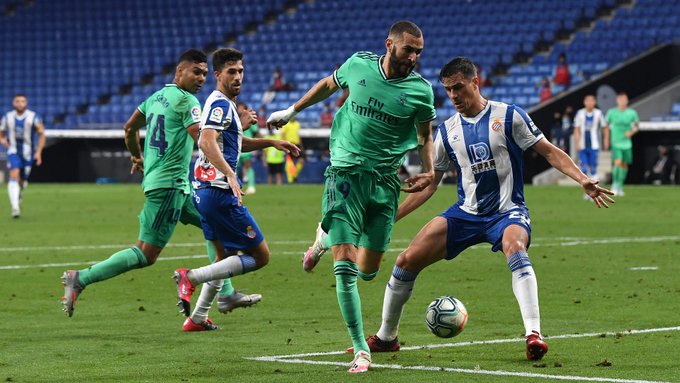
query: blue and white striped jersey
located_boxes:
[573,108,605,150]
[0,109,42,160]
[193,90,243,190]
[434,100,544,216]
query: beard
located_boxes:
[389,47,415,77]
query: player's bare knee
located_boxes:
[503,241,527,258]
[395,248,422,273]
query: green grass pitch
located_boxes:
[1,184,679,382]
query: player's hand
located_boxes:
[130,155,144,174]
[267,105,298,129]
[0,137,8,148]
[581,178,615,208]
[273,140,300,157]
[34,152,42,166]
[401,171,434,193]
[624,131,634,138]
[227,175,245,206]
[239,107,257,128]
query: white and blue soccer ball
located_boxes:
[425,296,468,338]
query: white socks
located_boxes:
[376,266,418,342]
[508,251,541,336]
[8,180,20,212]
[187,255,257,284]
[191,279,223,323]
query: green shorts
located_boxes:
[612,147,633,164]
[138,188,201,248]
[239,152,253,163]
[321,165,400,253]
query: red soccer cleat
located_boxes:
[526,331,549,360]
[182,317,220,332]
[172,268,195,316]
[346,335,400,353]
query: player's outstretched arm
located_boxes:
[241,136,300,157]
[396,170,443,222]
[33,120,46,166]
[199,128,244,206]
[124,109,147,174]
[401,121,435,193]
[533,138,615,208]
[267,75,339,128]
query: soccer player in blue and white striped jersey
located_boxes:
[360,57,614,361]
[0,94,45,218]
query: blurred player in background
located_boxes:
[0,94,46,218]
[237,102,259,195]
[267,20,436,373]
[573,94,608,198]
[281,116,304,183]
[61,49,260,319]
[605,91,639,196]
[173,48,299,330]
[352,57,614,361]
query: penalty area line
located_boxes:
[245,357,672,383]
[245,326,680,383]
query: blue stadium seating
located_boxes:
[1,0,678,128]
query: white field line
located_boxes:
[0,235,677,270]
[0,254,206,270]
[0,235,676,254]
[246,326,680,383]
[246,358,672,383]
[628,267,659,271]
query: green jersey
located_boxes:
[137,84,201,193]
[244,123,258,139]
[331,51,436,168]
[606,107,639,150]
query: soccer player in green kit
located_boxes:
[268,21,436,373]
[605,91,639,196]
[237,101,259,195]
[61,49,260,322]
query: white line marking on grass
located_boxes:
[1,235,678,269]
[0,235,675,254]
[628,267,658,271]
[247,357,672,383]
[246,326,680,383]
[0,254,207,270]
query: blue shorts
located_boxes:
[192,187,264,253]
[439,205,532,260]
[579,148,598,175]
[7,153,33,179]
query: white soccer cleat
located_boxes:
[348,350,371,373]
[11,208,20,219]
[217,291,262,313]
[245,186,256,195]
[302,222,328,272]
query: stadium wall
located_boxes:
[527,43,680,184]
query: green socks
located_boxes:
[78,247,148,287]
[612,166,620,188]
[247,167,256,189]
[334,260,369,354]
[612,166,628,190]
[205,241,235,298]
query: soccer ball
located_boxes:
[425,296,468,338]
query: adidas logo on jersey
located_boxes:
[357,79,366,86]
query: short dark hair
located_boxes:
[177,49,207,66]
[236,101,248,109]
[212,48,244,73]
[617,91,628,97]
[389,20,422,39]
[439,57,478,82]
[13,93,27,99]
